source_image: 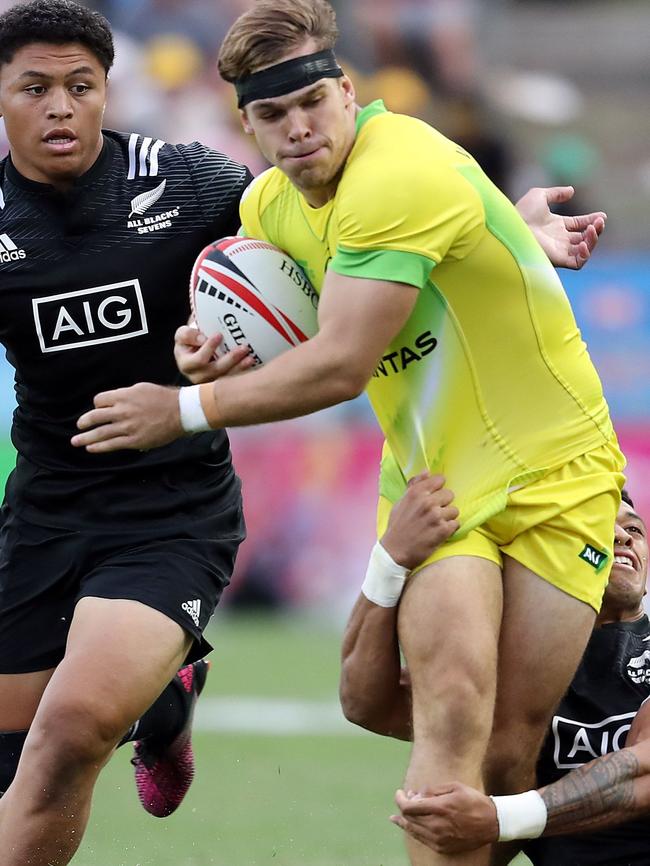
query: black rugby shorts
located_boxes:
[0,461,245,674]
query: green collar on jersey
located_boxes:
[355,100,388,135]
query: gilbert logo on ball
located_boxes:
[190,237,319,366]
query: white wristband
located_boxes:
[178,385,210,434]
[490,791,547,841]
[361,541,409,607]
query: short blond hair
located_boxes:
[218,0,338,83]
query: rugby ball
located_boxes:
[190,236,319,366]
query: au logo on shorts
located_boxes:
[32,279,149,353]
[578,543,609,573]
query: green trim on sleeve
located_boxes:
[355,100,388,134]
[330,247,436,289]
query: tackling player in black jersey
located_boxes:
[0,2,253,863]
[339,484,650,865]
[523,489,650,865]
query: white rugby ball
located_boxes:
[190,236,319,366]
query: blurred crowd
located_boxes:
[1,0,636,215]
[0,0,647,235]
[0,0,521,193]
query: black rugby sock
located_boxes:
[0,730,28,797]
[118,677,187,748]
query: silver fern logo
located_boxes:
[127,179,180,234]
[129,178,167,218]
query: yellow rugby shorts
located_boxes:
[376,438,626,612]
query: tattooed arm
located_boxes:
[540,748,650,835]
[390,702,650,854]
[540,699,650,835]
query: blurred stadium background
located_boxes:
[0,0,648,863]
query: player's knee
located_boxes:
[30,698,127,768]
[416,674,493,748]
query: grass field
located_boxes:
[74,614,530,866]
[77,613,412,866]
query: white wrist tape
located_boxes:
[361,542,409,607]
[178,385,211,434]
[490,791,547,841]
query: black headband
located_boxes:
[235,48,343,109]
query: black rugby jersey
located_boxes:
[525,615,650,866]
[0,131,252,487]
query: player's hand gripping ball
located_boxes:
[190,237,319,367]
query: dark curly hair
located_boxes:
[0,0,114,74]
[621,488,634,508]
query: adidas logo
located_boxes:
[0,233,26,264]
[182,598,201,627]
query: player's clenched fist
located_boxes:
[381,473,460,570]
[174,324,254,384]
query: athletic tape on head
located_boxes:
[235,49,343,108]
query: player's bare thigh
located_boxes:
[9,598,192,784]
[398,555,502,782]
[0,669,55,730]
[486,554,596,792]
[50,596,192,729]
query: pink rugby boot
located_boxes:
[131,658,210,817]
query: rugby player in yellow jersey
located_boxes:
[72,3,625,864]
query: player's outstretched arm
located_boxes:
[72,272,418,453]
[340,474,459,740]
[390,702,650,854]
[516,186,606,270]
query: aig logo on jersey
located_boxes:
[32,280,149,353]
[0,233,27,264]
[552,711,636,769]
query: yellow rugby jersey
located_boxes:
[240,100,615,536]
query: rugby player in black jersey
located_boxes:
[338,484,650,865]
[0,1,254,863]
